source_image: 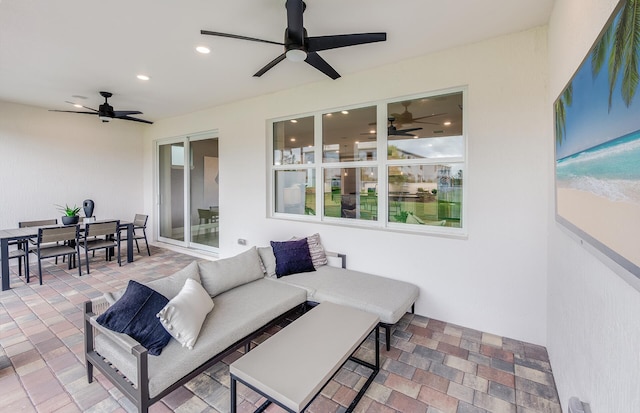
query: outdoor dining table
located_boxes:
[0,220,134,291]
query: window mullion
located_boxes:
[377,103,388,225]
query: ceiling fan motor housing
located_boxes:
[99,103,115,120]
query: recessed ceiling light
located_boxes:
[325,113,332,117]
[341,110,349,115]
[196,46,210,54]
[355,141,359,144]
[290,138,296,142]
[73,104,83,108]
[290,119,298,123]
[443,121,451,126]
[136,74,150,81]
[369,130,375,134]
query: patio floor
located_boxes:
[0,246,561,413]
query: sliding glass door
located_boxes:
[189,138,219,249]
[157,132,219,252]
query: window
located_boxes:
[387,93,464,228]
[272,116,316,216]
[269,89,465,234]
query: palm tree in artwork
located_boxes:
[555,84,573,145]
[591,0,640,110]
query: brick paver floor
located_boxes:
[0,246,561,413]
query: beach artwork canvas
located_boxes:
[554,0,640,278]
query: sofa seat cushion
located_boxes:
[94,278,307,398]
[274,266,419,325]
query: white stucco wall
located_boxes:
[547,0,640,412]
[144,27,551,345]
[0,101,145,228]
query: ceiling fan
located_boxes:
[364,117,423,138]
[387,101,446,127]
[201,0,386,80]
[49,91,153,124]
[368,102,446,128]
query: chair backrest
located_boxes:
[39,225,77,244]
[85,221,119,238]
[133,214,148,227]
[197,209,211,220]
[19,218,58,228]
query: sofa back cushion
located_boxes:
[198,247,264,297]
[146,261,201,300]
[257,246,277,278]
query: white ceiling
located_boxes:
[0,0,555,123]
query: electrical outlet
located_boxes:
[237,238,247,245]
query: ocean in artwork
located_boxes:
[556,129,640,205]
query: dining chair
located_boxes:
[119,214,151,256]
[19,219,60,265]
[80,220,120,274]
[35,225,82,284]
[7,248,30,282]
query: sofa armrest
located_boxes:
[325,251,346,269]
[89,317,145,353]
[84,298,150,406]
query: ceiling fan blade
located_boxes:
[48,110,97,115]
[389,131,416,137]
[413,120,441,125]
[307,33,387,52]
[119,115,153,124]
[412,112,446,121]
[200,30,283,46]
[397,127,423,133]
[305,52,340,79]
[285,0,305,44]
[114,111,143,117]
[64,101,98,112]
[254,53,287,77]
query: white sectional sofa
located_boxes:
[84,241,419,413]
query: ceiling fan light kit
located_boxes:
[201,0,386,79]
[285,48,307,62]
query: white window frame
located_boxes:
[267,87,468,237]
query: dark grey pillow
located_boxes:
[96,280,172,356]
[270,238,315,278]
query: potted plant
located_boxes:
[56,204,81,225]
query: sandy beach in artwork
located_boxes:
[557,187,640,267]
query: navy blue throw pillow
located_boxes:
[96,280,172,356]
[270,238,316,278]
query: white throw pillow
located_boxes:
[156,278,214,350]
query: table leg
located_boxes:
[375,325,380,368]
[127,224,133,263]
[1,238,10,291]
[230,376,237,413]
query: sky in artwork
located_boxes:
[556,24,640,160]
